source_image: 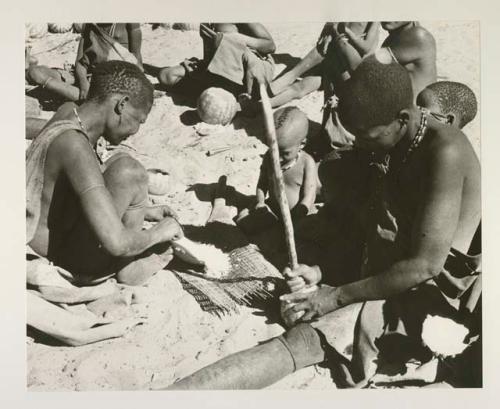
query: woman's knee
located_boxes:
[277,323,326,370]
[104,154,148,189]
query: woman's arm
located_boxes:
[126,23,143,68]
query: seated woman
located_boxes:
[26,60,182,287]
[157,23,276,99]
[269,22,379,103]
[264,22,380,158]
[26,23,143,102]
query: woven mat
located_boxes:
[173,244,284,315]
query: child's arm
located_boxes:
[299,155,317,211]
[126,23,143,69]
[234,23,276,55]
[292,155,317,219]
[74,32,89,100]
[344,22,380,56]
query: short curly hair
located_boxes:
[417,81,478,128]
[87,60,153,109]
[274,106,309,147]
[337,54,413,130]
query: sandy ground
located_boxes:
[25,21,480,391]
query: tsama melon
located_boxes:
[197,87,237,126]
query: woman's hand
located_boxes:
[280,284,341,325]
[145,204,179,222]
[283,264,322,293]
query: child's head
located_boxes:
[274,107,309,165]
[337,54,413,152]
[87,60,154,145]
[381,21,414,32]
[416,81,478,129]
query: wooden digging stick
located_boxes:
[260,84,318,306]
[259,83,299,270]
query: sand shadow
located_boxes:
[26,87,65,112]
[186,182,254,210]
[232,113,266,142]
[27,325,67,347]
[273,53,302,69]
[180,109,200,126]
[182,222,249,252]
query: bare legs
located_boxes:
[165,323,326,390]
[54,154,171,285]
[270,47,324,96]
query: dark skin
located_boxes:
[378,22,437,99]
[26,24,143,102]
[77,24,144,100]
[158,23,276,94]
[281,106,480,322]
[256,146,317,216]
[28,94,183,283]
[268,22,379,108]
[417,87,469,129]
[164,97,480,392]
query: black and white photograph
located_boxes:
[22,18,484,391]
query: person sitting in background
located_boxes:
[157,23,276,100]
[26,23,143,102]
[27,60,181,287]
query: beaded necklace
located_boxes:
[73,107,88,135]
[376,107,428,174]
[402,107,428,164]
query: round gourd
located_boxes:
[147,168,170,196]
[48,23,73,33]
[172,23,200,31]
[197,87,238,126]
[26,23,48,39]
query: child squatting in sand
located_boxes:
[237,106,317,234]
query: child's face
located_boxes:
[278,144,301,166]
[105,99,151,145]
